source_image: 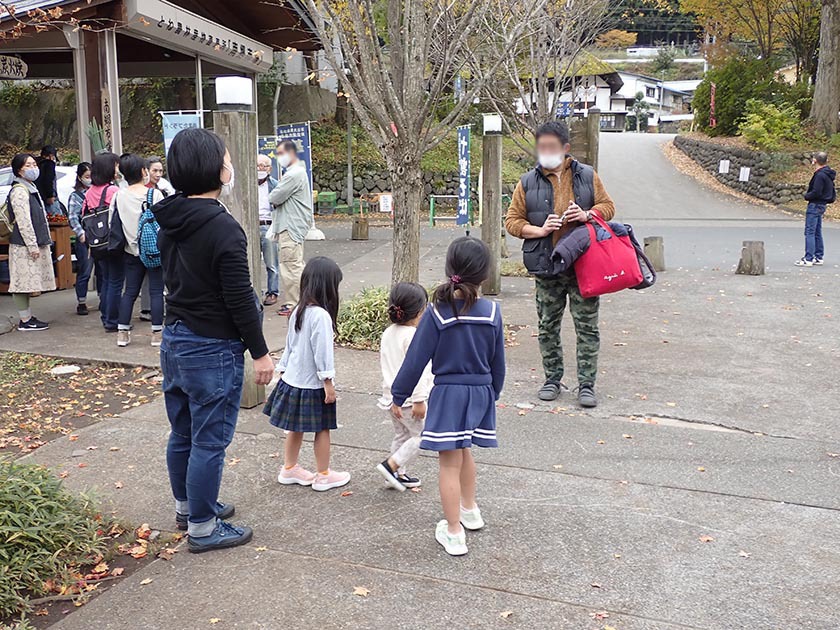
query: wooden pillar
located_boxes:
[586,108,601,171]
[82,30,102,148]
[481,133,503,295]
[63,26,92,162]
[643,236,666,272]
[213,109,265,408]
[99,29,122,154]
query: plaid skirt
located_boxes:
[263,380,337,433]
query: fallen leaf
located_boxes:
[499,610,514,619]
[139,578,153,585]
[77,462,88,468]
[268,452,280,458]
[59,470,69,479]
[69,434,79,441]
[553,464,563,469]
[827,453,839,458]
[590,611,609,620]
[34,609,48,616]
[109,447,121,452]
[590,582,602,588]
[353,586,370,597]
[666,402,677,407]
[622,434,633,439]
[699,535,714,543]
[229,457,241,466]
[86,445,98,450]
[92,562,109,574]
[254,546,268,552]
[613,342,627,347]
[613,553,621,559]
[157,548,177,561]
[596,440,605,445]
[410,487,422,493]
[114,481,124,489]
[136,524,152,540]
[605,626,618,630]
[209,619,221,624]
[111,567,124,576]
[340,490,353,497]
[738,550,751,558]
[129,545,148,559]
[697,467,706,472]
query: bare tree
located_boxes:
[296,0,546,283]
[778,0,820,82]
[810,0,840,134]
[472,0,611,150]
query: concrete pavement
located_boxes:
[3,132,840,629]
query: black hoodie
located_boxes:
[804,166,836,204]
[153,193,268,358]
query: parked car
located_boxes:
[0,164,78,213]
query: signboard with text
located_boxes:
[276,122,313,193]
[456,125,470,225]
[161,112,202,155]
[0,55,27,80]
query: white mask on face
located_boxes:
[277,153,292,169]
[221,163,235,193]
[257,168,268,181]
[538,153,565,171]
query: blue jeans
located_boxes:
[260,224,279,296]
[118,253,163,330]
[73,239,92,303]
[161,322,245,535]
[805,203,826,262]
[97,253,124,330]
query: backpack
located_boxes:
[0,183,23,239]
[81,187,113,251]
[137,188,161,268]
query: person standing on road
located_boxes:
[6,153,55,331]
[67,162,93,316]
[154,127,274,553]
[505,121,616,408]
[267,140,313,317]
[796,151,835,267]
[257,154,280,306]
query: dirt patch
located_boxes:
[0,353,161,455]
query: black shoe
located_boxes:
[18,318,49,332]
[104,327,118,333]
[77,303,89,316]
[176,501,235,531]
[538,380,562,401]
[187,520,253,554]
[397,473,421,488]
[376,459,406,492]
[577,383,598,408]
[139,310,152,322]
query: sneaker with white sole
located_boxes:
[435,520,468,556]
[117,330,131,347]
[17,317,49,332]
[795,258,814,267]
[150,330,162,347]
[814,258,824,266]
[277,464,316,486]
[376,460,406,491]
[311,469,350,492]
[397,473,421,488]
[460,505,485,531]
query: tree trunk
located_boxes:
[389,160,424,283]
[811,0,840,135]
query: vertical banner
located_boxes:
[276,122,313,193]
[709,82,717,129]
[456,124,471,225]
[161,112,202,155]
[258,136,280,180]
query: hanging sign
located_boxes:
[456,124,470,226]
[0,55,27,79]
[709,82,717,128]
[161,112,202,155]
[276,122,313,193]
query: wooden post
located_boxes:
[586,108,601,171]
[481,133,503,295]
[736,241,765,276]
[213,109,265,408]
[643,236,666,272]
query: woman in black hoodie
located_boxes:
[154,128,274,553]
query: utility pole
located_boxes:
[481,114,503,295]
[214,77,265,409]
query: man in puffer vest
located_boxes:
[505,121,615,408]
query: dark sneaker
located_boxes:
[176,501,235,531]
[538,380,562,401]
[277,305,293,317]
[104,327,118,333]
[139,310,152,322]
[397,473,421,488]
[76,303,89,316]
[376,459,406,492]
[188,520,253,554]
[577,383,598,408]
[263,294,278,306]
[18,318,49,332]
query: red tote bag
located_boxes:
[574,214,644,298]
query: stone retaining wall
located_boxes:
[673,135,807,206]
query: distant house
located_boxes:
[605,72,699,130]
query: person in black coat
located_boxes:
[797,151,835,266]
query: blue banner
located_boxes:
[276,122,313,193]
[258,136,280,180]
[161,112,202,155]
[457,125,470,225]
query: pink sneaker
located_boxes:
[277,464,316,486]
[311,469,351,492]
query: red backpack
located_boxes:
[574,213,644,298]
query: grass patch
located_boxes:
[336,287,392,351]
[0,353,161,455]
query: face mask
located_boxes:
[222,163,235,193]
[538,153,564,171]
[23,167,40,182]
[277,153,292,169]
[257,168,268,181]
[81,177,92,187]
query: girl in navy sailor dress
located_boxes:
[391,237,505,556]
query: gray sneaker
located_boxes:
[188,520,253,554]
[577,383,597,408]
[538,380,562,401]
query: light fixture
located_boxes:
[482,113,502,135]
[215,76,253,110]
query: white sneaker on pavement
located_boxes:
[460,505,485,531]
[435,520,468,556]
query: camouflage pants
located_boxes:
[534,275,600,385]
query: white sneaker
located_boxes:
[435,520,468,556]
[311,469,351,492]
[150,331,162,347]
[814,258,824,266]
[794,258,814,267]
[117,330,131,347]
[460,505,485,531]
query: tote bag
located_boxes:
[574,214,644,298]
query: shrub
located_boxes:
[739,99,803,151]
[693,57,790,136]
[595,29,637,49]
[0,459,107,618]
[336,287,392,351]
